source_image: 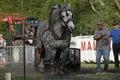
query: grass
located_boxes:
[0,63,119,80]
[81,63,115,69]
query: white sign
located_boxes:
[70,35,114,62]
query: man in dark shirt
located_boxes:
[94,20,110,73]
[110,23,120,70]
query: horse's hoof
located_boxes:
[50,72,54,75]
[35,67,45,73]
[39,68,45,73]
[50,71,58,75]
[58,70,64,75]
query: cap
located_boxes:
[0,34,3,36]
[112,17,120,26]
[112,22,119,26]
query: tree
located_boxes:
[0,0,120,36]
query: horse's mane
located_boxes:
[48,4,67,39]
[49,4,66,26]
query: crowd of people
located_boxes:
[94,19,120,74]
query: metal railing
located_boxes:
[0,46,35,77]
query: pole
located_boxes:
[5,73,11,80]
[21,0,26,80]
[23,20,26,80]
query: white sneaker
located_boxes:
[96,71,101,74]
[96,69,101,74]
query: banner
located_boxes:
[70,35,115,62]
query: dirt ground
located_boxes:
[0,63,120,80]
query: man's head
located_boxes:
[0,34,3,40]
[112,17,120,29]
[96,20,104,30]
[112,23,120,29]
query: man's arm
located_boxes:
[102,27,110,40]
[94,31,103,40]
[94,34,103,40]
[108,37,112,51]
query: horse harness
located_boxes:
[41,21,68,40]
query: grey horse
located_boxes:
[35,4,75,74]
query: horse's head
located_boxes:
[59,4,75,33]
[49,4,75,33]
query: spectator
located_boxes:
[25,25,34,37]
[0,34,6,61]
[110,22,120,71]
[93,20,111,73]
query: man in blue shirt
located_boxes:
[110,23,120,70]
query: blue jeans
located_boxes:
[0,49,6,58]
[96,49,110,71]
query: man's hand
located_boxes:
[102,35,109,40]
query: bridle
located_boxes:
[50,5,74,28]
[60,8,74,28]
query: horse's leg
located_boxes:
[58,48,69,74]
[44,48,57,74]
[41,47,52,73]
[54,49,61,74]
[35,47,45,72]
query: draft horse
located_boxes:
[35,4,75,74]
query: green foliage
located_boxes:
[75,0,120,36]
[0,0,120,37]
[0,22,11,42]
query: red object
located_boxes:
[8,16,13,24]
[9,25,14,33]
[0,15,26,33]
[8,16,14,33]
